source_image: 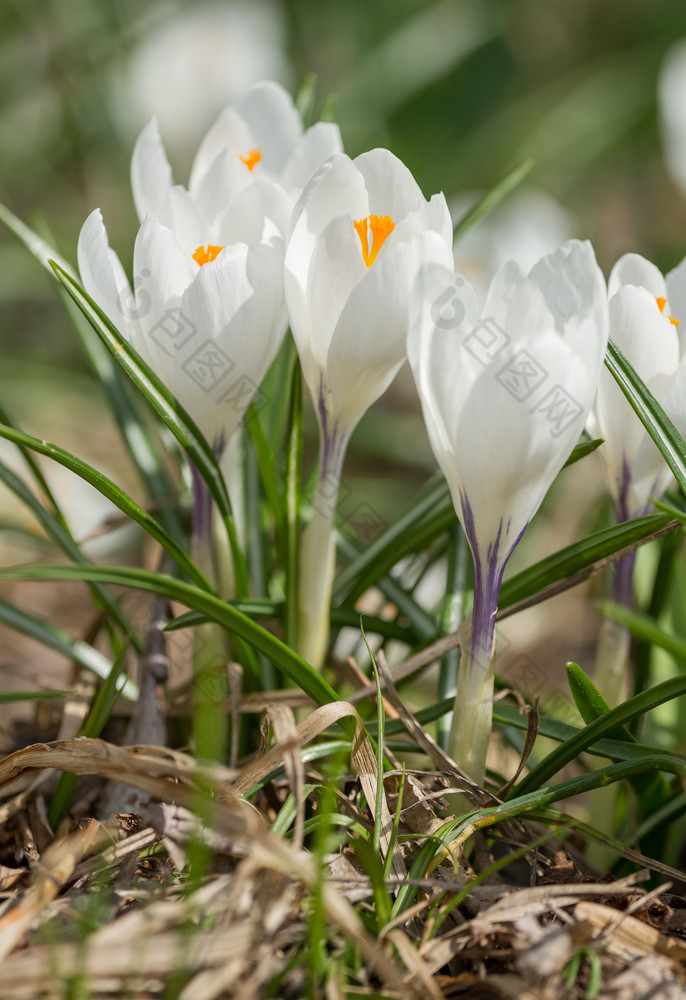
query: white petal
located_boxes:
[325,230,454,432]
[354,148,426,219]
[407,261,480,482]
[389,192,453,257]
[233,80,303,174]
[453,334,589,560]
[304,213,368,373]
[482,260,554,341]
[174,243,284,448]
[608,252,666,299]
[155,187,207,257]
[77,209,133,336]
[410,249,603,569]
[285,154,367,313]
[190,147,251,224]
[530,240,605,328]
[280,121,344,195]
[130,119,174,222]
[131,215,196,374]
[595,285,678,512]
[188,107,255,194]
[529,239,608,377]
[214,177,292,245]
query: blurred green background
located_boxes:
[3,0,686,371]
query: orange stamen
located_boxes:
[656,296,680,327]
[192,244,224,267]
[354,214,395,268]
[239,149,262,171]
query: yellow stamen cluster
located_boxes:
[239,149,262,171]
[192,244,224,267]
[354,214,395,268]
[656,296,680,327]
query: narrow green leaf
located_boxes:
[284,356,303,650]
[245,403,285,558]
[598,600,686,669]
[0,201,182,540]
[563,436,603,468]
[0,595,138,696]
[0,690,72,703]
[0,456,138,651]
[334,437,604,607]
[164,604,411,642]
[452,158,535,242]
[492,701,686,766]
[565,662,632,742]
[0,563,348,721]
[394,754,686,915]
[605,338,686,495]
[49,261,249,595]
[499,511,675,613]
[0,424,211,592]
[513,674,686,796]
[360,622,385,859]
[352,837,392,929]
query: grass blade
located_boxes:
[0,456,138,651]
[0,423,211,592]
[452,158,535,242]
[499,511,676,614]
[49,260,249,594]
[0,562,346,716]
[513,674,686,796]
[605,338,686,495]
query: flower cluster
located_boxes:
[77,80,686,784]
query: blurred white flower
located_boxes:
[659,39,686,196]
[408,239,608,781]
[131,80,343,245]
[286,148,453,668]
[111,1,293,153]
[451,189,572,306]
[591,251,686,521]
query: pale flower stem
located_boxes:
[448,559,501,785]
[296,430,348,669]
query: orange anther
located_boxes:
[239,149,262,171]
[354,214,395,268]
[656,296,679,327]
[192,244,224,267]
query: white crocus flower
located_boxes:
[592,252,686,524]
[408,240,609,783]
[285,149,454,668]
[131,79,343,242]
[589,253,686,724]
[78,207,285,458]
[78,204,285,579]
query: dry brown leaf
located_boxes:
[233,699,406,881]
[264,704,305,850]
[0,738,409,990]
[0,818,101,961]
[575,899,686,965]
